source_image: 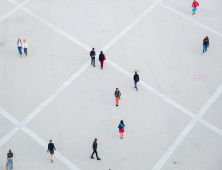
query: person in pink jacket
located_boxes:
[191,0,199,15]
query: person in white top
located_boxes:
[17,38,22,57]
[23,39,27,57]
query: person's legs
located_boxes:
[205,45,208,53]
[24,48,27,56]
[117,97,119,105]
[134,81,137,89]
[91,57,93,65]
[115,97,118,105]
[101,60,104,69]
[92,57,95,67]
[8,159,12,170]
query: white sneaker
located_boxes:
[202,53,205,55]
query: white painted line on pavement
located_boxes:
[22,126,81,170]
[0,0,31,23]
[160,2,222,38]
[101,0,162,52]
[0,127,20,147]
[152,84,222,170]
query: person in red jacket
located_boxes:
[191,0,199,15]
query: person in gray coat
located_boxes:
[91,138,101,160]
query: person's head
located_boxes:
[23,39,26,43]
[116,88,119,92]
[9,150,12,153]
[100,51,103,54]
[206,36,208,39]
[92,48,94,51]
[135,71,137,74]
[50,139,52,143]
[95,138,97,143]
[18,38,21,42]
[120,120,124,124]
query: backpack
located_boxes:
[135,75,139,82]
[90,51,95,56]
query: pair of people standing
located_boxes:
[6,150,13,170]
[17,38,27,57]
[90,48,106,69]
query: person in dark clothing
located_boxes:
[114,88,121,106]
[99,51,105,70]
[6,150,13,170]
[90,48,96,67]
[91,139,101,160]
[133,71,139,91]
[48,139,56,163]
[202,36,210,55]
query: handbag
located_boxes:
[6,162,9,170]
[104,54,106,60]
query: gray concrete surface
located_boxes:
[0,0,222,170]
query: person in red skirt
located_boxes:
[118,120,125,139]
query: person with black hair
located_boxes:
[202,36,210,55]
[118,120,125,139]
[90,48,96,67]
[91,139,101,160]
[133,71,139,91]
[114,88,121,106]
[48,139,56,163]
[6,150,13,170]
[99,51,105,70]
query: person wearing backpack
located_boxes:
[133,71,139,91]
[118,120,125,139]
[191,0,199,15]
[6,150,13,170]
[202,36,210,55]
[90,48,96,67]
[99,51,105,70]
[114,88,121,107]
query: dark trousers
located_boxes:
[24,48,27,56]
[91,57,95,66]
[91,149,98,158]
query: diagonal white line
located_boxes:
[152,84,222,170]
[0,0,32,23]
[0,107,81,170]
[160,2,222,38]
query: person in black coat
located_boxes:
[99,51,105,70]
[48,139,56,163]
[133,71,139,91]
[91,138,101,160]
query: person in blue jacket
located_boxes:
[118,120,125,139]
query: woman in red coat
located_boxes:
[191,0,199,15]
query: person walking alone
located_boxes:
[90,48,96,67]
[99,51,105,70]
[133,71,139,91]
[118,120,125,139]
[23,39,27,57]
[17,38,22,57]
[48,140,56,163]
[91,138,101,160]
[114,88,121,107]
[202,36,210,55]
[191,0,199,15]
[6,150,13,170]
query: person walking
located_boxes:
[99,51,105,70]
[114,88,121,107]
[23,39,28,57]
[191,0,199,15]
[6,150,13,170]
[90,48,96,67]
[17,38,22,57]
[91,138,101,160]
[48,140,56,163]
[118,120,125,139]
[133,71,139,91]
[202,36,210,55]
